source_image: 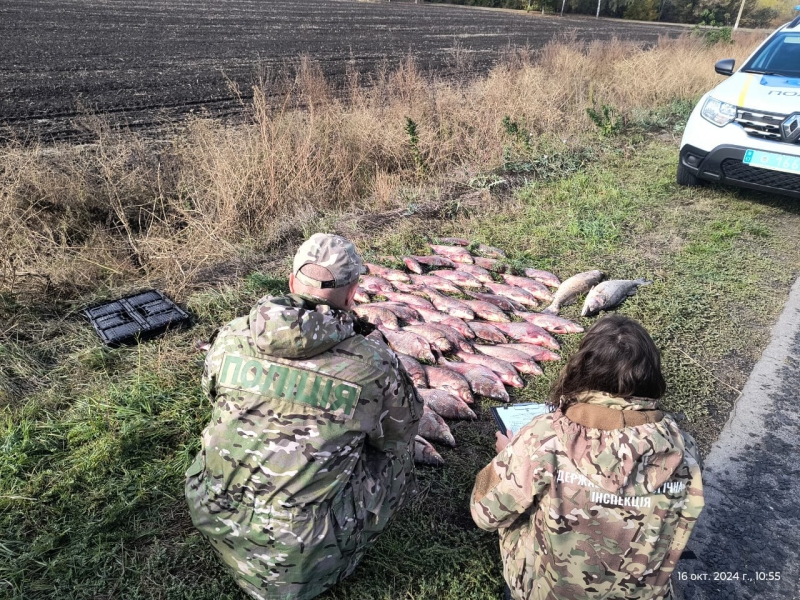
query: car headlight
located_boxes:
[701,97,737,127]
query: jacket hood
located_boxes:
[249,293,355,359]
[553,391,686,496]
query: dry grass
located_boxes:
[0,33,765,302]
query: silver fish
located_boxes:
[398,354,428,388]
[460,299,510,323]
[419,407,456,446]
[467,321,508,344]
[543,270,604,315]
[491,322,560,350]
[499,343,561,363]
[465,290,523,313]
[360,275,394,295]
[472,256,507,272]
[353,305,399,330]
[474,344,543,376]
[483,282,540,308]
[415,435,445,466]
[419,388,476,420]
[373,302,422,323]
[381,292,435,311]
[456,264,495,283]
[500,274,554,303]
[424,323,475,354]
[439,359,509,402]
[409,274,463,295]
[513,311,584,334]
[413,307,475,340]
[423,365,474,404]
[403,256,424,274]
[417,287,475,321]
[379,326,436,363]
[354,287,371,304]
[522,268,561,288]
[429,244,474,264]
[364,263,412,283]
[433,270,484,289]
[581,278,651,316]
[455,351,524,388]
[412,255,457,269]
[403,325,455,355]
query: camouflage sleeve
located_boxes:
[470,422,553,532]
[366,351,422,453]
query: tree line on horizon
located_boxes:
[428,0,793,28]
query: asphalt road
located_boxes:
[675,277,800,600]
[0,0,683,142]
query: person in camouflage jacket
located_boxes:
[186,234,422,600]
[471,316,704,600]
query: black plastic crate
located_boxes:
[84,290,190,346]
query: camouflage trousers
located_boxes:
[186,465,374,600]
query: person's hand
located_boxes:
[495,429,514,454]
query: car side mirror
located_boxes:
[715,59,735,76]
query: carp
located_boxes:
[491,322,560,350]
[543,269,604,315]
[398,353,428,387]
[455,264,495,283]
[419,388,477,420]
[455,351,524,388]
[513,311,584,334]
[484,282,540,308]
[354,305,399,330]
[403,325,455,354]
[472,256,506,272]
[412,255,457,269]
[474,244,506,259]
[499,343,561,362]
[439,359,509,402]
[461,299,510,323]
[403,256,424,274]
[409,274,463,295]
[374,302,422,323]
[360,275,394,295]
[522,268,561,288]
[418,287,475,321]
[413,307,475,340]
[423,365,474,404]
[381,292,435,311]
[354,287,371,304]
[429,244,474,264]
[581,278,651,316]
[419,407,456,446]
[466,290,523,312]
[415,435,445,466]
[467,321,508,344]
[364,263,412,283]
[500,274,554,303]
[379,326,436,363]
[474,344,543,376]
[424,323,475,353]
[433,269,483,289]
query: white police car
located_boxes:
[679,14,800,198]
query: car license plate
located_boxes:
[743,149,800,175]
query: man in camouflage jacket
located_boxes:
[471,392,704,600]
[186,234,422,600]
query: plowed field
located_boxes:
[0,0,682,141]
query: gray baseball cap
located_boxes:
[292,233,363,289]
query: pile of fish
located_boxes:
[355,238,650,466]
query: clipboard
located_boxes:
[490,402,550,436]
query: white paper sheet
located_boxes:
[492,402,550,435]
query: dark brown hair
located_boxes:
[548,315,666,409]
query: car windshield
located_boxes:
[743,31,800,78]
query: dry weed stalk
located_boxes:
[0,35,763,302]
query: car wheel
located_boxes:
[677,161,703,187]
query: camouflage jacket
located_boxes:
[470,392,704,600]
[185,294,422,600]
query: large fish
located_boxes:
[354,287,371,304]
[423,365,474,404]
[474,344,543,376]
[373,302,422,323]
[433,270,483,289]
[581,279,652,316]
[500,275,554,303]
[543,269,604,315]
[364,263,412,283]
[398,353,428,387]
[415,435,445,466]
[522,268,561,288]
[419,388,476,420]
[419,407,456,446]
[360,275,394,295]
[461,299,510,323]
[429,244,474,264]
[354,305,399,330]
[491,322,560,350]
[413,307,475,340]
[418,287,475,321]
[467,321,508,344]
[465,291,522,313]
[472,256,507,272]
[437,237,470,246]
[409,274,463,295]
[391,281,421,293]
[456,351,524,388]
[483,282,540,308]
[424,323,475,353]
[379,326,436,363]
[439,359,509,402]
[456,264,495,284]
[381,292,435,311]
[403,256,424,274]
[500,343,561,362]
[403,325,454,354]
[514,311,584,334]
[412,255,457,269]
[474,244,506,259]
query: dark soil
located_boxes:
[0,0,683,142]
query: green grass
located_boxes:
[2,136,800,599]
